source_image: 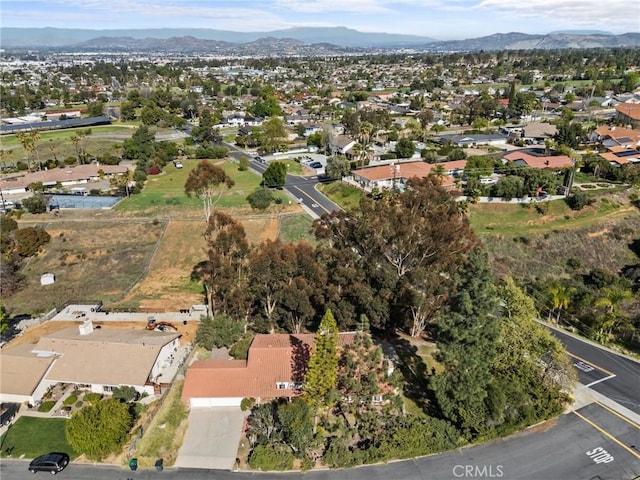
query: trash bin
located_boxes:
[155,458,164,472]
[129,458,138,471]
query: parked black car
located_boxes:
[1,402,19,426]
[28,452,70,475]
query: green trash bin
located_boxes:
[129,458,138,471]
[155,459,164,472]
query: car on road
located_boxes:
[309,162,323,169]
[1,402,19,425]
[28,452,70,474]
[254,156,266,164]
[173,160,183,169]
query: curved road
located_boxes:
[223,142,341,217]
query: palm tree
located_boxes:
[548,285,576,323]
[594,285,633,336]
[16,131,35,171]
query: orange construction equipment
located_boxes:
[146,317,177,332]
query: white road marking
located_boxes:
[585,374,616,388]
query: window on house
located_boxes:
[276,382,287,390]
[103,385,115,392]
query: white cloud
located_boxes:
[477,0,640,31]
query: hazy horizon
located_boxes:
[2,0,638,41]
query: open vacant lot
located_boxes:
[5,217,163,316]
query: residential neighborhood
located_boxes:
[0,15,639,480]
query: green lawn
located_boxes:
[468,197,625,235]
[278,213,316,243]
[0,417,78,459]
[116,159,261,216]
[1,125,134,147]
[317,181,364,211]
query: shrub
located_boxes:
[380,153,397,160]
[195,314,244,349]
[240,397,256,412]
[247,188,273,210]
[66,398,133,461]
[230,332,253,360]
[63,395,78,406]
[238,156,249,171]
[249,444,294,471]
[38,401,56,412]
[147,165,161,175]
[22,194,48,214]
[13,226,51,256]
[112,386,138,402]
[566,190,594,210]
[323,437,354,468]
[75,401,83,408]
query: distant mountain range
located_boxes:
[0,27,435,49]
[424,32,640,51]
[1,27,639,53]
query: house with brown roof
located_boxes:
[0,320,181,404]
[503,151,573,170]
[350,161,459,191]
[182,333,360,408]
[615,103,640,125]
[0,164,129,195]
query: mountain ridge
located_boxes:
[2,27,638,52]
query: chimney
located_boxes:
[79,319,94,335]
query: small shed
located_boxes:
[40,273,55,286]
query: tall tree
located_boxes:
[184,160,235,222]
[489,278,575,427]
[303,309,339,412]
[254,116,288,154]
[432,247,499,437]
[192,211,249,318]
[337,331,394,414]
[262,161,287,188]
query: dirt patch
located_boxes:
[586,228,608,238]
[6,319,198,348]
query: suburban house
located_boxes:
[522,122,558,143]
[591,125,640,167]
[615,103,640,125]
[330,134,357,156]
[183,333,363,407]
[438,133,508,147]
[591,125,640,148]
[502,151,573,170]
[0,320,180,404]
[0,164,129,195]
[350,161,459,191]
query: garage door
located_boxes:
[190,397,242,408]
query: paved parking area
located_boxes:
[175,407,245,470]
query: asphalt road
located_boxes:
[548,326,640,415]
[223,142,341,217]
[2,405,639,480]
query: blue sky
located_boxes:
[1,0,638,40]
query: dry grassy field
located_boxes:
[5,208,286,317]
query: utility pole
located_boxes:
[566,158,577,197]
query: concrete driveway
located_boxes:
[175,407,245,470]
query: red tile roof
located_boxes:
[593,125,640,145]
[503,151,573,169]
[615,103,640,122]
[182,333,357,401]
[352,161,458,187]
